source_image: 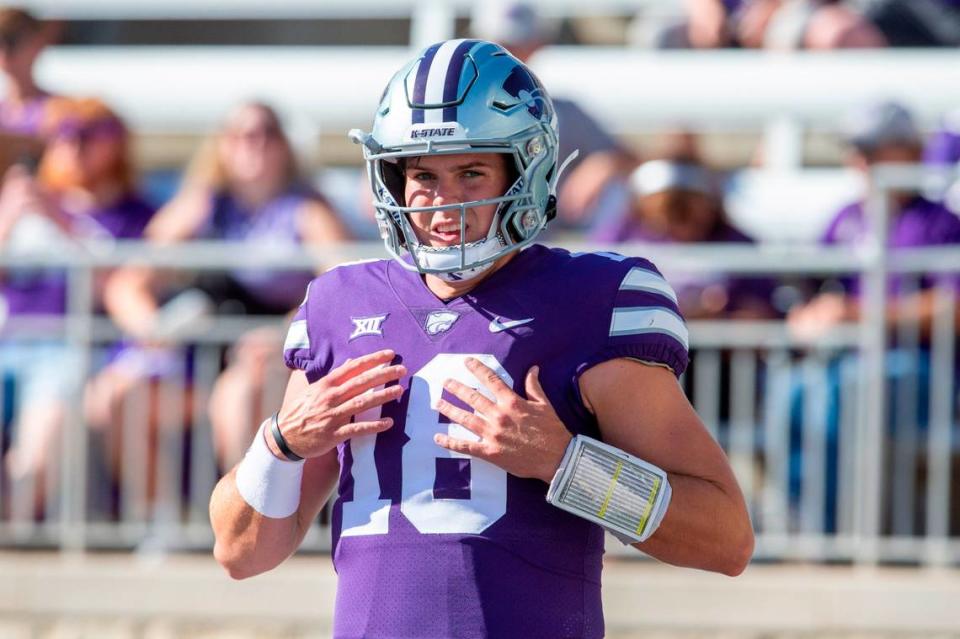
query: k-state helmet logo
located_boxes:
[424,310,460,335]
[405,122,467,142]
[350,314,389,340]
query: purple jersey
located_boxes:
[196,189,317,311]
[822,196,960,296]
[283,245,688,639]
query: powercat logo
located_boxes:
[405,122,467,142]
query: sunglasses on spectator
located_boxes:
[54,119,125,146]
[226,124,282,143]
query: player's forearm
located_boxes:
[633,473,754,576]
[209,470,304,580]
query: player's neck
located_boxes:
[423,251,516,301]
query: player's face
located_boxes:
[403,153,512,247]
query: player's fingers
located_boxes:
[329,364,407,404]
[464,357,513,401]
[435,398,490,437]
[326,349,396,386]
[433,433,487,459]
[333,384,404,418]
[443,379,497,414]
[334,417,394,440]
[524,365,548,403]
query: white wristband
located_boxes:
[546,435,671,544]
[235,419,305,519]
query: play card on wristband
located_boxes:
[546,435,672,544]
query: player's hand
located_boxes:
[276,349,405,459]
[434,357,572,483]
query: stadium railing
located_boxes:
[0,165,957,566]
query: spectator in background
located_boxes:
[0,97,154,517]
[591,134,775,319]
[923,108,960,213]
[925,109,960,169]
[0,6,54,135]
[786,101,960,532]
[0,7,54,175]
[472,0,638,228]
[790,100,960,338]
[636,0,887,49]
[855,0,960,47]
[89,101,350,475]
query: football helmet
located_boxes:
[350,39,560,281]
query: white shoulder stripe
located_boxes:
[570,251,628,262]
[619,267,678,305]
[610,307,689,350]
[298,281,311,308]
[284,319,310,352]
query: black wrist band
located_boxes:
[270,412,303,462]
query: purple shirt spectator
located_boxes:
[0,195,155,317]
[923,110,960,167]
[821,196,960,295]
[194,189,317,313]
[0,93,49,136]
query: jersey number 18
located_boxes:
[341,353,510,536]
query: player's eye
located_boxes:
[410,171,436,182]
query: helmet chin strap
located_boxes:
[412,213,508,282]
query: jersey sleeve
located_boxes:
[282,279,335,382]
[580,257,689,378]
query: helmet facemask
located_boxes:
[361,126,556,281]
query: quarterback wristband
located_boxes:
[235,418,305,519]
[269,412,303,461]
[546,435,672,544]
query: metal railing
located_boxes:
[1,166,958,565]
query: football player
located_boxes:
[210,39,753,639]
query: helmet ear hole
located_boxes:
[380,160,407,206]
[545,195,557,222]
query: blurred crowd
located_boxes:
[1,2,959,527]
[634,0,960,49]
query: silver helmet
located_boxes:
[350,39,560,281]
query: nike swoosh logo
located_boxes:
[489,316,534,333]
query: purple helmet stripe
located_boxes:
[442,39,479,122]
[412,42,442,125]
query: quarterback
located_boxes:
[210,39,753,639]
